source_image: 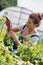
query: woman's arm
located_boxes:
[8,31,21,46]
[10,27,19,32]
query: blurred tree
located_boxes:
[0,0,17,11]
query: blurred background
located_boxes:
[0,0,17,11]
[0,0,43,35]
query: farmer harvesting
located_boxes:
[5,13,43,50]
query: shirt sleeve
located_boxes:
[30,34,40,45]
[18,24,25,31]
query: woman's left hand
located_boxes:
[26,41,32,46]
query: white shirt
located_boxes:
[18,24,40,45]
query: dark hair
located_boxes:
[29,13,42,26]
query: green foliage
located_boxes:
[15,41,43,65]
[4,34,14,51]
[0,0,17,11]
[0,43,15,65]
[0,16,19,65]
[0,16,43,65]
[4,34,13,46]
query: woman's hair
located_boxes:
[29,13,43,27]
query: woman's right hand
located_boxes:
[18,42,22,46]
[26,41,32,46]
[7,31,22,46]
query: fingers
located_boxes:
[26,41,32,46]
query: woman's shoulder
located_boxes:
[28,33,40,45]
[29,28,40,38]
[30,33,40,38]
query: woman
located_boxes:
[5,13,43,50]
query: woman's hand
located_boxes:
[26,41,32,46]
[18,41,22,46]
[7,31,22,46]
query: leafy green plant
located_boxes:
[0,16,43,65]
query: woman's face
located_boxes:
[27,18,36,29]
